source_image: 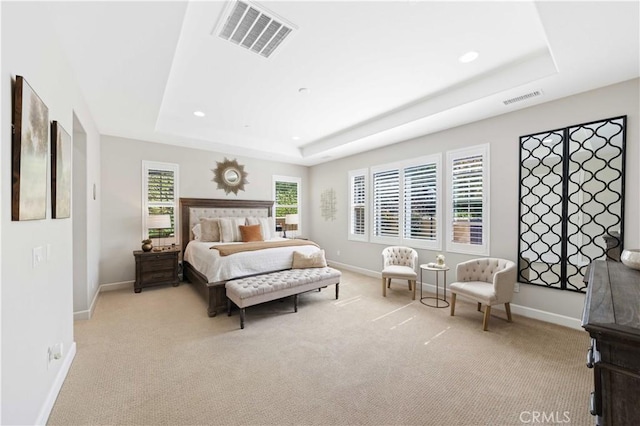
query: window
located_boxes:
[348,169,368,242]
[446,145,489,255]
[371,155,441,249]
[273,176,301,235]
[372,165,400,242]
[404,162,438,243]
[142,161,179,245]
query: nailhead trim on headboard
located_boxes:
[180,198,275,254]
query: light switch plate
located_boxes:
[33,246,44,268]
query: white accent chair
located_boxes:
[449,258,517,331]
[381,246,418,300]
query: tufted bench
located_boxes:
[225,267,341,329]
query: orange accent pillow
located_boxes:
[239,224,264,242]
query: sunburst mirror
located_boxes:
[212,158,248,195]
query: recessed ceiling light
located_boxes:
[298,88,310,94]
[458,51,479,63]
[193,111,205,117]
[292,136,301,140]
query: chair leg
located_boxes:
[387,278,391,288]
[411,280,416,300]
[407,280,412,291]
[477,302,482,312]
[382,277,387,297]
[482,305,492,331]
[450,293,457,316]
[505,302,512,322]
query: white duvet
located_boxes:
[183,238,321,283]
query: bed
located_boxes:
[179,198,321,317]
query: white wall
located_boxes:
[308,78,639,326]
[1,3,101,424]
[100,135,309,285]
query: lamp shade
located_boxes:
[147,214,171,229]
[285,214,299,225]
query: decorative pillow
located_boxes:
[247,216,274,240]
[199,218,221,242]
[292,250,327,269]
[239,224,264,242]
[192,223,202,240]
[219,217,246,242]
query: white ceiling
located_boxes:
[47,1,639,166]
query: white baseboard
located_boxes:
[74,281,132,321]
[36,341,76,426]
[326,259,380,279]
[73,287,101,321]
[100,280,134,292]
[328,260,582,330]
[508,303,582,330]
[73,310,90,321]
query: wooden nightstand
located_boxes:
[133,247,180,293]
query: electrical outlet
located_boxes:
[53,342,63,360]
[47,347,53,369]
[47,343,64,369]
[514,282,520,293]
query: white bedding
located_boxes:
[183,238,321,283]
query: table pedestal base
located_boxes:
[419,264,450,309]
[420,296,449,308]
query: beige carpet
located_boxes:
[48,269,592,426]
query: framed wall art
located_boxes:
[51,121,71,218]
[12,75,49,221]
[321,188,337,221]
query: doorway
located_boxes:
[72,113,88,318]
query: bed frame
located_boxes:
[179,198,274,317]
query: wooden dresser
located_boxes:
[133,247,180,293]
[582,260,640,425]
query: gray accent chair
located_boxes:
[449,258,517,331]
[381,246,418,300]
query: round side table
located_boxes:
[420,264,450,308]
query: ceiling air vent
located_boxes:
[503,90,543,106]
[215,1,295,58]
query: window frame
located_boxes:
[141,161,179,245]
[348,168,369,242]
[371,162,401,246]
[445,144,490,255]
[273,175,302,236]
[370,155,442,250]
[403,155,441,250]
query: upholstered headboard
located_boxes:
[179,198,274,253]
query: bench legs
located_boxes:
[230,282,340,329]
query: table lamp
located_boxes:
[284,214,299,239]
[147,214,171,251]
